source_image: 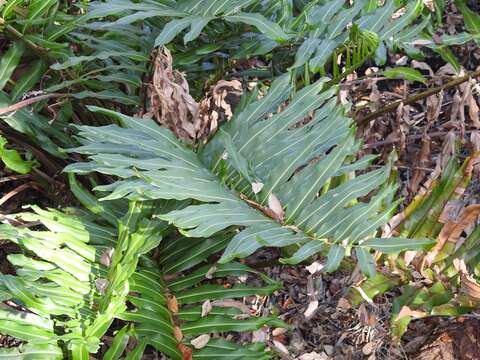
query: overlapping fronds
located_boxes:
[65,73,434,277]
[0,197,283,358]
[348,153,480,339]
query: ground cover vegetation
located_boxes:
[0,0,479,359]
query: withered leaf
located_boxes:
[173,326,183,341]
[424,204,480,267]
[168,296,179,314]
[178,344,193,360]
[146,47,199,142]
[211,299,250,314]
[461,274,480,300]
[395,305,426,322]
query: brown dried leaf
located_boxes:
[173,326,183,341]
[466,87,480,128]
[448,91,462,124]
[168,296,179,314]
[438,200,465,224]
[369,83,381,105]
[336,297,352,312]
[424,205,480,267]
[357,303,371,326]
[197,79,243,139]
[408,134,431,193]
[471,131,480,153]
[362,342,376,356]
[211,299,251,314]
[252,329,267,342]
[178,344,193,360]
[147,47,199,142]
[426,90,443,124]
[461,274,480,300]
[431,131,456,179]
[395,305,426,322]
[471,132,480,174]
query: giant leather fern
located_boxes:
[65,73,434,276]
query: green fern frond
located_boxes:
[65,73,434,276]
[0,200,283,358]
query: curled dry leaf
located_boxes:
[336,297,352,312]
[368,83,381,111]
[466,83,480,128]
[100,247,114,267]
[191,334,211,349]
[146,47,199,142]
[168,296,179,314]
[408,134,431,193]
[470,131,480,174]
[424,205,480,267]
[471,131,480,153]
[268,193,285,222]
[431,131,456,180]
[444,91,463,130]
[357,302,377,327]
[197,79,243,139]
[404,251,417,267]
[395,305,427,322]
[453,258,468,274]
[437,200,464,224]
[426,90,443,124]
[461,274,480,300]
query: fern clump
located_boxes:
[65,73,434,277]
